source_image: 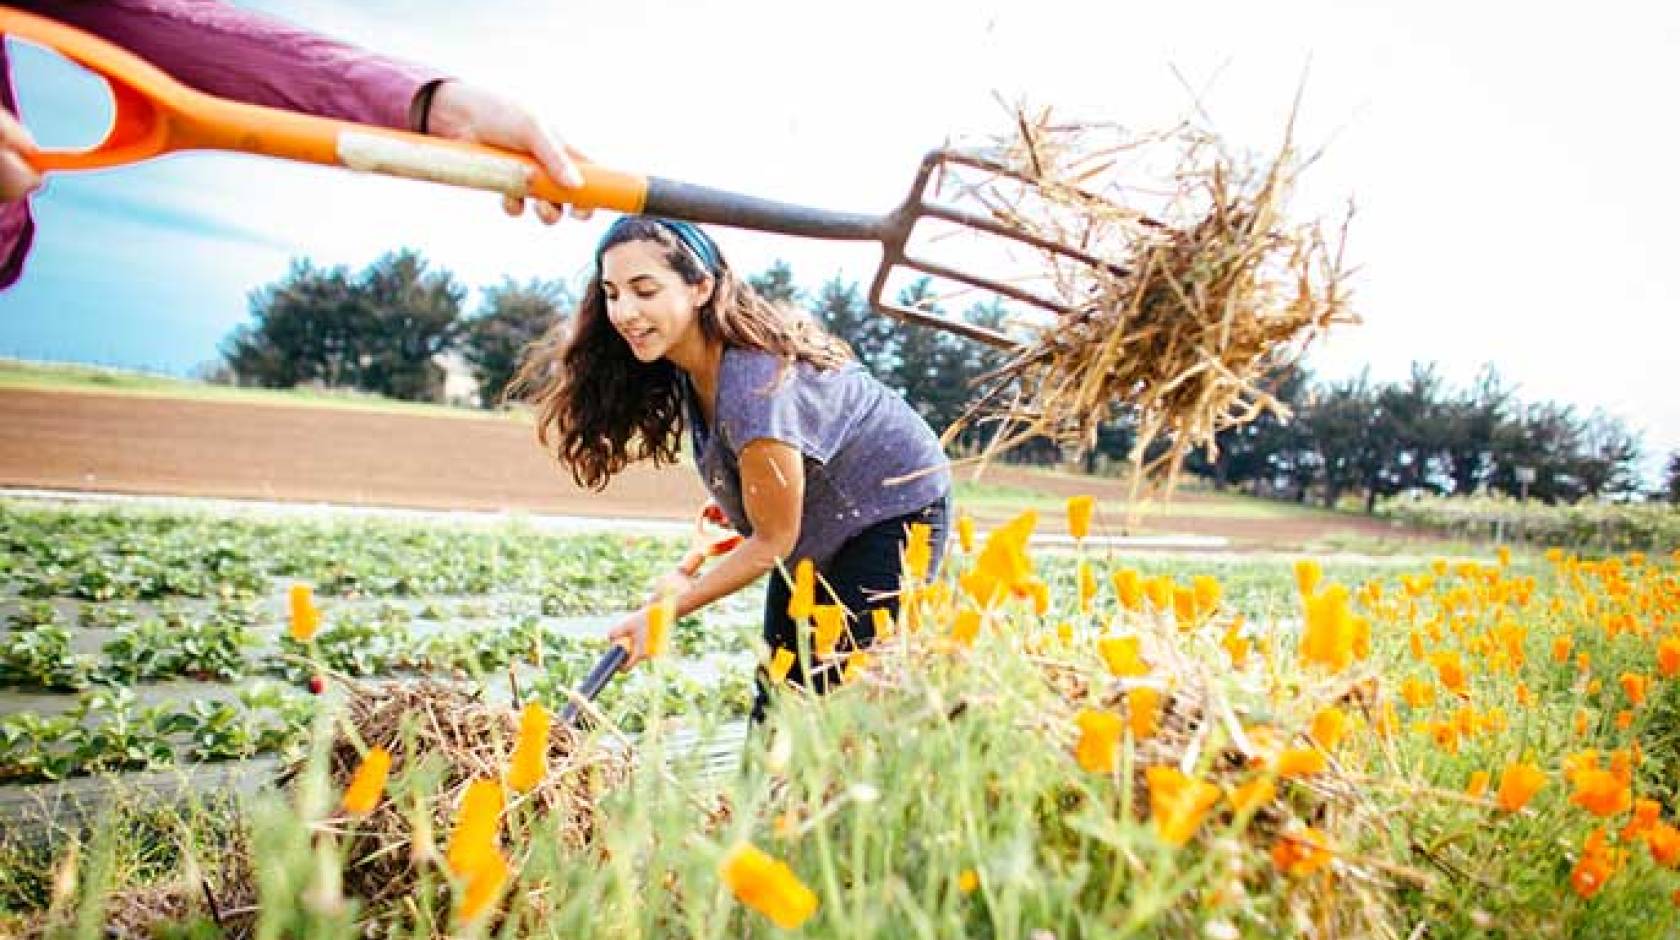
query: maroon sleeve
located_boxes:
[1,43,34,289]
[2,0,452,288]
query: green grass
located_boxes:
[0,358,511,421]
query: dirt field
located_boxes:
[0,387,1412,548]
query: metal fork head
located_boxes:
[866,148,1128,350]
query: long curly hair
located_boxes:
[507,218,852,491]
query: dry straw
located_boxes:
[943,103,1357,503]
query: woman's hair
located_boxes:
[506,217,852,491]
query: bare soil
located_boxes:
[0,388,1412,548]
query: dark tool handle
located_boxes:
[560,644,630,727]
[645,177,886,242]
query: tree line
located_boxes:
[217,250,1678,507]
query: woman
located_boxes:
[511,216,950,718]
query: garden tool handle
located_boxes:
[0,7,645,210]
[4,8,896,238]
[559,642,630,727]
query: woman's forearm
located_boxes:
[669,535,792,619]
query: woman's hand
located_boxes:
[606,606,653,671]
[421,80,592,225]
[1,108,42,203]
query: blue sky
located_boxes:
[2,0,1677,476]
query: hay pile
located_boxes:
[943,104,1357,499]
[305,679,631,911]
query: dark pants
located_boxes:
[752,494,951,723]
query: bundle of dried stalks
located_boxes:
[295,679,630,912]
[945,104,1357,501]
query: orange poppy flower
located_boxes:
[1097,635,1150,678]
[955,513,975,554]
[1128,687,1162,740]
[1272,828,1333,876]
[342,746,391,816]
[505,702,551,794]
[787,560,816,620]
[719,841,819,929]
[1066,495,1095,541]
[288,583,320,643]
[1496,762,1545,812]
[1146,766,1221,847]
[1275,748,1327,778]
[1294,560,1323,598]
[1074,709,1123,773]
[1111,568,1144,612]
[811,605,845,656]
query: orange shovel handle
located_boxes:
[0,7,648,211]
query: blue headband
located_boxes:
[599,215,723,276]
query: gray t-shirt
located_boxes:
[685,346,951,568]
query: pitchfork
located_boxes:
[2,8,1119,349]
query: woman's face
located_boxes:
[600,239,712,363]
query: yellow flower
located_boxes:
[1464,770,1490,800]
[1171,587,1198,631]
[1221,621,1250,668]
[1144,575,1173,612]
[288,583,320,642]
[452,847,510,924]
[1128,686,1161,740]
[1309,708,1348,751]
[1074,709,1123,773]
[1096,635,1150,677]
[842,652,871,684]
[1078,562,1098,614]
[1146,765,1221,847]
[767,647,796,684]
[1191,575,1222,617]
[1300,585,1356,672]
[446,779,504,877]
[957,868,980,894]
[956,513,975,553]
[341,746,391,816]
[1496,762,1545,812]
[952,607,982,647]
[961,511,1037,607]
[811,605,846,657]
[1294,559,1323,598]
[1275,748,1326,778]
[505,702,551,794]
[787,559,816,620]
[719,841,819,930]
[1228,776,1276,815]
[645,594,675,659]
[1066,495,1095,541]
[1430,650,1468,697]
[904,523,933,580]
[870,607,894,640]
[1111,568,1144,611]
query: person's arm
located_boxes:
[609,440,806,668]
[5,1,583,221]
[19,0,438,133]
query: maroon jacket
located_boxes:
[1,0,445,287]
